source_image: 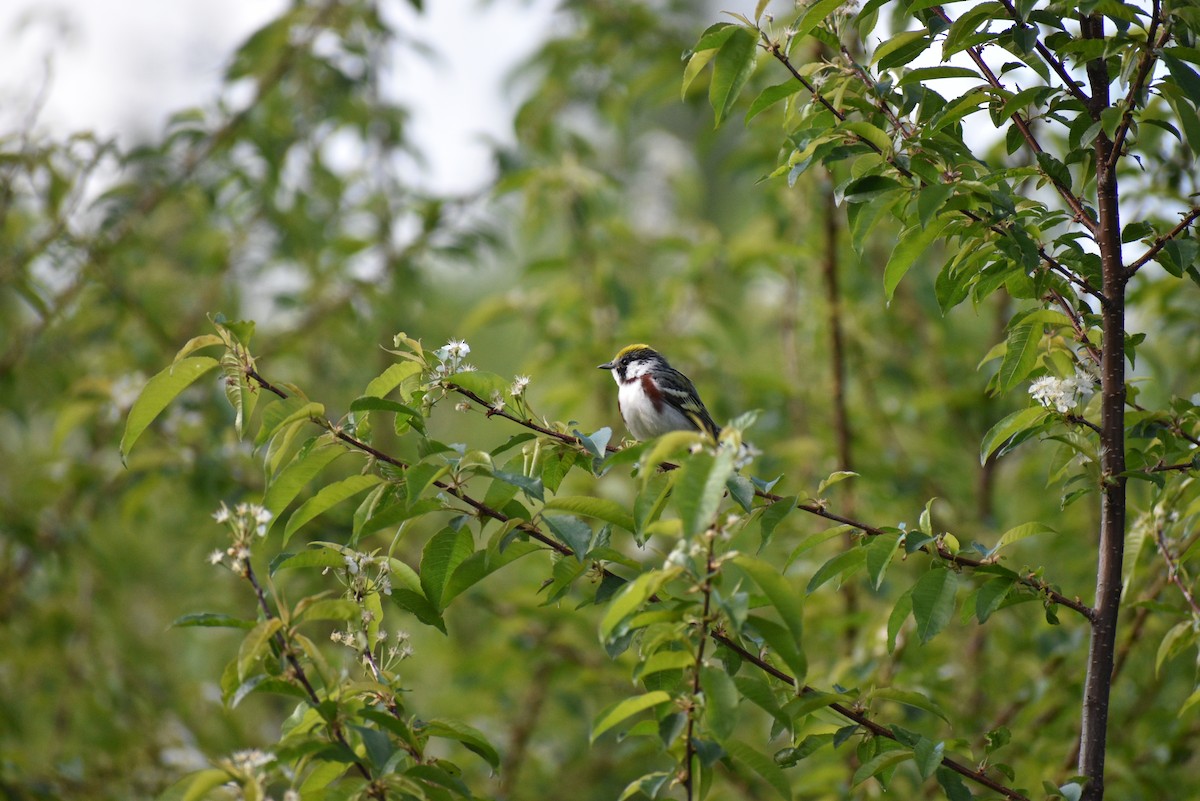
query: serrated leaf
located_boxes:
[710,27,758,126]
[1157,620,1194,676]
[424,718,500,768]
[120,357,220,458]
[871,687,952,723]
[675,448,736,537]
[746,81,803,122]
[806,548,866,594]
[420,526,474,610]
[911,569,958,643]
[758,496,796,550]
[702,667,740,741]
[980,406,1051,464]
[600,570,671,641]
[255,398,323,447]
[723,739,792,800]
[735,556,805,681]
[591,691,672,742]
[852,747,913,788]
[545,515,593,562]
[263,443,344,529]
[283,474,384,547]
[871,28,929,70]
[237,618,282,681]
[270,547,346,574]
[297,598,359,622]
[817,470,859,495]
[618,772,673,801]
[865,532,901,590]
[364,361,423,399]
[545,496,635,532]
[884,217,950,301]
[997,323,1041,392]
[995,521,1057,551]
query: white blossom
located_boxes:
[511,375,531,396]
[1029,375,1076,413]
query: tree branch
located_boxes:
[931,5,1099,234]
[1108,0,1170,172]
[710,631,1033,801]
[1126,207,1200,278]
[1154,525,1200,618]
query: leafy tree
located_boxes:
[4,1,1200,800]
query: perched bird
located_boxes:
[598,344,721,442]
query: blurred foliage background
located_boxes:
[3,0,1200,799]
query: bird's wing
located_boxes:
[658,368,721,439]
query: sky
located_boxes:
[0,0,559,195]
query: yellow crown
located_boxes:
[614,343,654,359]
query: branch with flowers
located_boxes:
[124,319,1065,800]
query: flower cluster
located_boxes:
[325,550,393,598]
[432,338,475,377]
[1029,366,1097,413]
[208,502,273,572]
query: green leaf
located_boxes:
[544,496,635,532]
[255,398,323,447]
[896,65,979,85]
[701,667,740,740]
[443,540,539,606]
[871,687,952,723]
[1164,53,1200,106]
[806,548,866,594]
[723,739,792,800]
[746,81,803,122]
[974,576,1014,623]
[424,718,501,768]
[758,496,796,550]
[270,547,346,574]
[996,325,1041,392]
[852,747,913,787]
[980,406,1051,464]
[795,0,851,41]
[817,470,859,495]
[420,526,474,611]
[120,356,219,458]
[364,361,423,399]
[884,216,951,302]
[545,515,593,562]
[710,27,758,126]
[296,598,359,622]
[674,448,736,537]
[618,772,673,801]
[263,443,344,528]
[744,615,807,686]
[1156,620,1194,676]
[913,737,945,780]
[911,568,958,643]
[871,29,930,70]
[220,352,257,440]
[492,469,544,503]
[591,691,673,742]
[283,474,384,547]
[171,769,236,801]
[865,532,901,590]
[237,618,281,681]
[734,555,805,681]
[600,570,672,641]
[995,521,1057,551]
[937,765,973,801]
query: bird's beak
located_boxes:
[598,361,615,370]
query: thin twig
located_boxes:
[1126,207,1200,278]
[1108,0,1170,172]
[1154,526,1200,618]
[709,632,1033,801]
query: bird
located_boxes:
[598,344,721,442]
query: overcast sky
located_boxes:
[1,0,558,194]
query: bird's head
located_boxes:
[598,344,667,384]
